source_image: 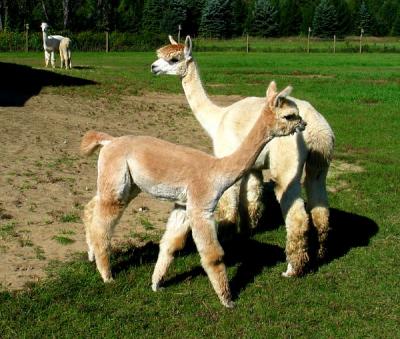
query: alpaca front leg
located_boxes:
[239,170,264,232]
[83,196,97,262]
[305,164,330,261]
[191,213,233,308]
[152,206,190,291]
[44,51,50,67]
[90,198,124,282]
[275,182,310,277]
[50,51,55,68]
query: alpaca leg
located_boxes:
[305,163,330,261]
[44,51,50,67]
[216,184,239,233]
[239,170,264,231]
[275,180,310,277]
[83,196,97,261]
[59,50,63,69]
[50,51,55,68]
[90,197,124,282]
[191,211,233,308]
[152,206,190,291]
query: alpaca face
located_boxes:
[41,22,49,32]
[265,81,306,137]
[151,36,192,77]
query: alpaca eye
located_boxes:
[284,114,297,121]
[170,57,179,63]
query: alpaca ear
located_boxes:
[274,85,293,107]
[168,35,178,45]
[184,36,193,59]
[266,81,277,106]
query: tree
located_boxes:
[391,10,400,36]
[199,0,232,38]
[231,0,248,36]
[250,0,279,37]
[357,1,374,35]
[116,0,144,32]
[62,0,69,29]
[161,0,187,36]
[279,0,302,36]
[142,0,165,34]
[332,0,352,36]
[376,0,399,36]
[312,0,337,38]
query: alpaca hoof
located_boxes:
[281,263,297,278]
[152,282,163,292]
[88,251,95,262]
[222,299,235,308]
[103,275,114,283]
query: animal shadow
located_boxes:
[72,65,95,70]
[0,62,96,107]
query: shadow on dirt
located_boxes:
[0,62,96,107]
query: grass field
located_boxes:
[0,51,399,337]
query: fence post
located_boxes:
[25,23,29,52]
[105,31,109,53]
[246,34,249,53]
[359,28,364,53]
[333,34,336,54]
[307,27,311,53]
[178,24,181,43]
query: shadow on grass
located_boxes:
[0,62,96,107]
[72,65,95,70]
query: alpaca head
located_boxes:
[40,22,49,32]
[151,35,193,77]
[265,81,306,137]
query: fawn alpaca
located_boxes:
[81,81,305,308]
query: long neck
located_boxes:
[181,61,224,139]
[219,108,275,184]
[42,30,48,46]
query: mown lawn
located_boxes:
[1,51,399,337]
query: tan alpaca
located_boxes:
[59,37,72,69]
[151,36,335,276]
[81,82,305,308]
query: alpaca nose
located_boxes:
[151,64,157,73]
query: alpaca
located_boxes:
[151,36,335,277]
[59,37,72,69]
[40,22,67,68]
[81,81,306,308]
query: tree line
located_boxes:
[0,0,399,38]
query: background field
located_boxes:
[0,51,399,337]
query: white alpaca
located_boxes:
[40,22,70,69]
[59,37,72,69]
[81,82,306,307]
[151,36,335,277]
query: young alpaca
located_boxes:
[151,36,335,277]
[81,82,305,308]
[40,22,67,68]
[59,37,72,69]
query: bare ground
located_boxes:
[0,91,360,290]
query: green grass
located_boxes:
[0,51,399,337]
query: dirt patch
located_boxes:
[0,91,217,290]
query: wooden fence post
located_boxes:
[359,28,364,54]
[106,31,109,53]
[246,34,249,53]
[333,34,336,53]
[25,23,29,52]
[307,27,311,53]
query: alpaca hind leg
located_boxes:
[44,51,50,67]
[275,179,310,277]
[152,206,190,291]
[216,184,239,236]
[305,163,330,261]
[50,51,55,68]
[191,211,233,308]
[239,170,264,232]
[83,196,97,262]
[90,198,124,282]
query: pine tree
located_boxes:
[332,0,352,36]
[279,0,302,36]
[312,0,337,38]
[161,0,187,36]
[142,0,166,34]
[391,11,400,36]
[357,1,373,35]
[250,0,279,37]
[376,0,399,36]
[199,0,232,38]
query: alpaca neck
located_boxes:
[182,61,224,139]
[219,109,275,185]
[42,31,48,47]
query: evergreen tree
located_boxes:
[142,0,166,34]
[312,0,337,37]
[161,0,187,36]
[199,0,232,38]
[376,0,399,36]
[183,0,205,36]
[357,1,373,34]
[116,0,145,32]
[332,0,352,36]
[391,10,400,36]
[231,0,248,36]
[279,0,302,36]
[250,0,279,37]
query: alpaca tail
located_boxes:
[80,130,114,156]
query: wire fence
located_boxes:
[1,31,399,53]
